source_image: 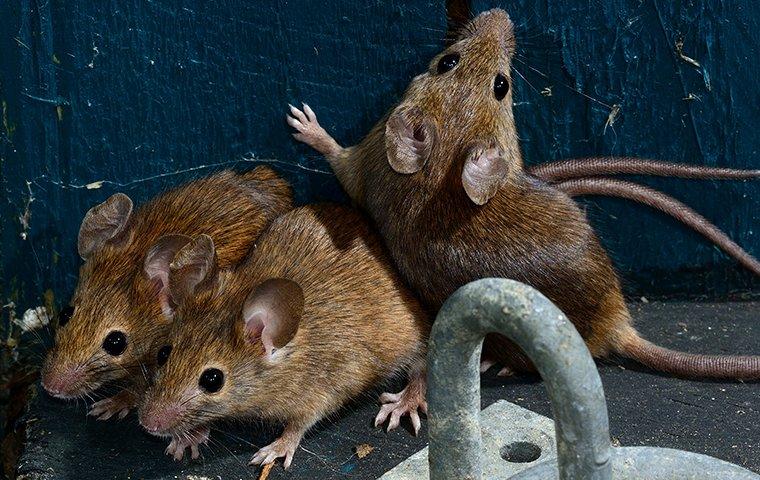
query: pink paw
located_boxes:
[480,359,514,377]
[164,427,210,461]
[286,103,340,157]
[374,382,428,436]
[88,390,136,420]
[249,434,300,470]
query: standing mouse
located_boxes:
[41,167,292,418]
[286,27,760,276]
[138,204,430,468]
[287,7,759,398]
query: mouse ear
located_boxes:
[168,234,217,306]
[144,234,194,318]
[241,278,304,359]
[385,106,435,174]
[78,193,134,259]
[462,146,511,205]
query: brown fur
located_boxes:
[42,167,293,398]
[294,9,758,379]
[139,204,429,442]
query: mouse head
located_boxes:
[139,237,304,438]
[41,194,191,399]
[384,8,521,205]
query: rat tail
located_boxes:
[616,326,760,380]
[554,177,760,277]
[529,157,760,182]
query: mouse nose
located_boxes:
[471,8,514,37]
[41,367,84,398]
[139,404,181,434]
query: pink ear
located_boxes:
[462,146,510,205]
[144,234,193,318]
[242,278,304,358]
[385,106,436,174]
[168,234,217,306]
[78,193,134,259]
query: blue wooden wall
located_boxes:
[1,0,757,328]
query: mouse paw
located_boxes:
[479,359,514,377]
[286,103,341,157]
[249,431,302,470]
[165,427,210,461]
[480,358,498,373]
[375,374,428,436]
[88,390,137,420]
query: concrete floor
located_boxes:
[15,301,760,479]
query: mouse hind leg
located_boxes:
[375,364,428,436]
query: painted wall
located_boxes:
[1,0,757,330]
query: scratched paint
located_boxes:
[475,0,759,295]
[0,1,446,327]
[0,0,757,333]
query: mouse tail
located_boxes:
[553,177,760,277]
[616,326,760,380]
[528,157,760,182]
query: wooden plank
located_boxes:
[0,0,446,313]
[473,0,759,296]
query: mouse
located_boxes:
[286,8,759,384]
[285,30,760,277]
[137,204,430,468]
[41,167,293,419]
[287,121,760,277]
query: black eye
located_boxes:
[157,345,172,366]
[58,306,74,327]
[494,73,510,100]
[199,368,224,393]
[102,331,127,356]
[437,53,460,74]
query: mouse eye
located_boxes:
[102,331,127,356]
[494,73,510,100]
[157,345,172,366]
[58,306,75,327]
[436,53,460,74]
[199,368,224,393]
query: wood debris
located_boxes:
[355,443,374,459]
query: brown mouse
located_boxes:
[41,167,292,419]
[287,8,758,386]
[286,40,760,276]
[137,204,429,468]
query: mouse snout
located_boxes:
[473,8,512,31]
[139,403,183,435]
[40,365,85,398]
[467,8,515,47]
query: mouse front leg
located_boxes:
[165,426,210,461]
[375,368,428,435]
[286,103,364,203]
[88,387,140,420]
[249,420,310,470]
[287,103,343,160]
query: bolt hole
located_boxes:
[500,441,541,463]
